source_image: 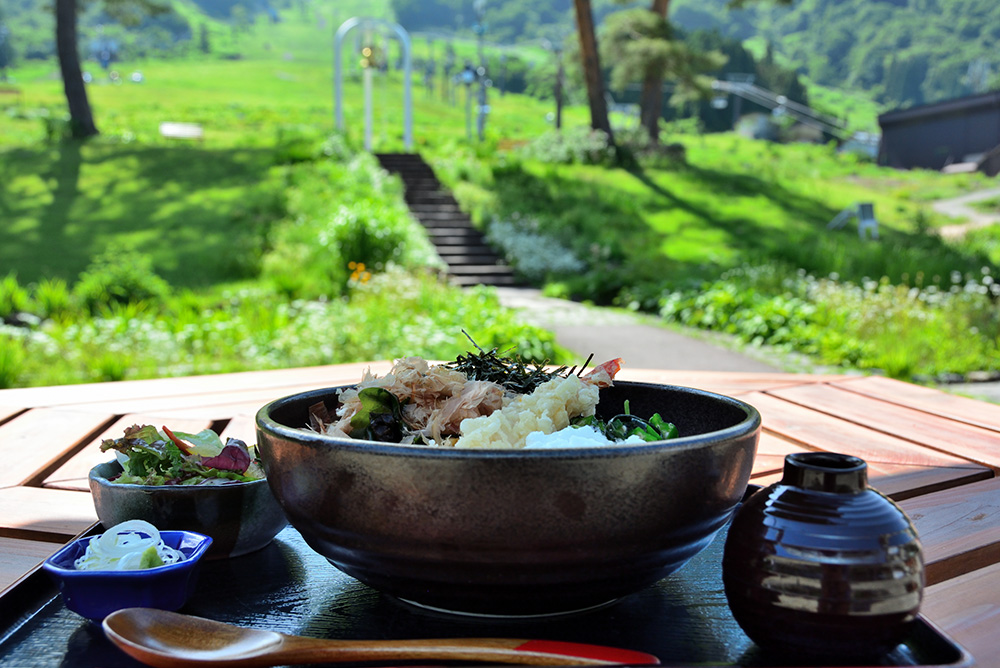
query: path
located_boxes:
[933,187,1000,239]
[496,287,1000,404]
[494,287,787,373]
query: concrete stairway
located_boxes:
[375,152,521,287]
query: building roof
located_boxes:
[879,90,1000,127]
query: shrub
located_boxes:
[273,125,344,164]
[321,201,411,273]
[263,198,428,299]
[486,215,586,281]
[655,263,1000,379]
[613,126,688,169]
[7,267,573,387]
[32,278,75,320]
[0,273,30,321]
[518,127,620,166]
[260,154,441,300]
[0,333,24,389]
[73,244,171,314]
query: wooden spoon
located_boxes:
[102,608,661,667]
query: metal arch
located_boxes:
[334,17,413,150]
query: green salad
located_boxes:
[100,424,265,486]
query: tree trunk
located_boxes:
[640,0,671,144]
[572,0,614,143]
[55,0,98,139]
[555,57,564,130]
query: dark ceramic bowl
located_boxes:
[255,381,760,616]
[42,530,212,621]
[89,462,287,559]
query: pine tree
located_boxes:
[199,23,210,54]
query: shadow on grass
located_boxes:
[627,163,839,256]
[486,160,834,271]
[0,142,277,288]
[484,159,996,291]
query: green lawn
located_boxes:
[3,9,1000,387]
[0,42,569,288]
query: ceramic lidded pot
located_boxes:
[722,452,924,660]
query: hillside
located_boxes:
[3,0,997,127]
[0,0,391,67]
[361,0,1000,112]
[669,0,1000,110]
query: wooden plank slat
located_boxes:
[0,361,393,411]
[0,487,97,539]
[750,431,809,478]
[0,404,24,423]
[901,477,1000,586]
[749,455,786,479]
[42,415,213,492]
[82,367,804,421]
[70,385,323,418]
[616,369,846,395]
[0,408,115,488]
[745,392,974,469]
[923,560,1000,661]
[769,382,1000,470]
[751,462,992,502]
[219,414,257,443]
[833,375,1000,432]
[0,537,62,594]
[756,431,809,457]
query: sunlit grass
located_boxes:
[3,6,1000,385]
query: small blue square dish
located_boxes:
[42,529,213,621]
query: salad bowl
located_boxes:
[255,380,761,616]
[89,461,287,559]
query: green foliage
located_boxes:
[31,278,74,321]
[602,12,726,109]
[517,127,621,166]
[603,9,675,93]
[0,334,25,389]
[486,214,586,282]
[260,153,442,299]
[390,0,573,43]
[0,8,572,389]
[655,263,1000,380]
[436,130,1000,379]
[272,125,331,164]
[669,0,1000,108]
[73,243,172,314]
[0,272,30,320]
[8,269,571,387]
[2,6,999,388]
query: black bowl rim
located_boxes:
[89,460,269,490]
[255,380,762,458]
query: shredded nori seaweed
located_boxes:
[444,331,593,395]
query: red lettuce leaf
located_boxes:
[200,439,252,474]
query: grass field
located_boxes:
[0,21,578,288]
[3,6,1000,387]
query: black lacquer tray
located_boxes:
[0,523,973,668]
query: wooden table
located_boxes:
[2,363,999,663]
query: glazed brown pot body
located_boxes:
[256,381,760,616]
[723,452,924,659]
